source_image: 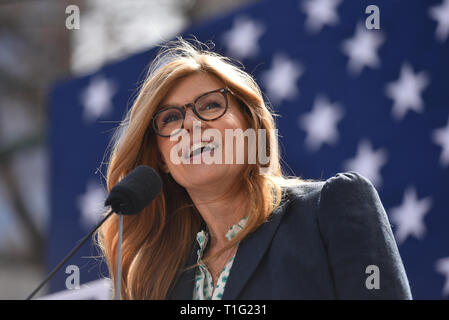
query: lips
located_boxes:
[184,141,218,160]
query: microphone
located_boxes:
[26,165,162,300]
[105,165,163,299]
[105,165,163,215]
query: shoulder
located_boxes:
[281,171,376,207]
[318,171,384,223]
[320,171,378,202]
[276,171,383,227]
[310,171,390,248]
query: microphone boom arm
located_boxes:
[26,209,115,300]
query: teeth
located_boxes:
[188,141,216,158]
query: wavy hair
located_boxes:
[96,38,304,299]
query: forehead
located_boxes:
[160,72,225,106]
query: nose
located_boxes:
[183,105,204,133]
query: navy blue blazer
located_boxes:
[168,171,412,299]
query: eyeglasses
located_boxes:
[151,87,232,137]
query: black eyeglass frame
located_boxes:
[151,87,233,137]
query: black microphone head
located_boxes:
[104,165,162,215]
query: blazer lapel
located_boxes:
[222,199,290,300]
[169,192,292,300]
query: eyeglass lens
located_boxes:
[153,90,227,136]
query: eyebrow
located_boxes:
[157,88,223,111]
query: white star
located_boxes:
[260,54,304,105]
[79,75,117,124]
[429,0,449,42]
[385,63,430,121]
[221,16,265,60]
[342,139,388,188]
[435,256,449,297]
[298,94,344,152]
[388,186,433,246]
[77,180,107,230]
[341,23,385,76]
[432,116,449,168]
[300,0,342,33]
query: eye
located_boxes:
[163,113,181,123]
[199,101,223,112]
[159,110,182,126]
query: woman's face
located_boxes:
[155,72,250,193]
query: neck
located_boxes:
[187,185,248,250]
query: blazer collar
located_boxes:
[221,202,287,299]
[168,193,292,300]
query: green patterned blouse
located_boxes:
[193,216,248,300]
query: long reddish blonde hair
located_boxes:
[96,38,303,299]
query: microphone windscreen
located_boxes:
[104,165,163,215]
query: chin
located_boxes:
[179,164,231,189]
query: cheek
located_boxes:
[157,137,187,169]
[221,108,249,130]
[216,112,251,161]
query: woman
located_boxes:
[97,38,412,300]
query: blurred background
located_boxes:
[0,0,448,299]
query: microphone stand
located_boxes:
[115,214,123,300]
[26,209,115,300]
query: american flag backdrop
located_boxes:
[49,0,449,299]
